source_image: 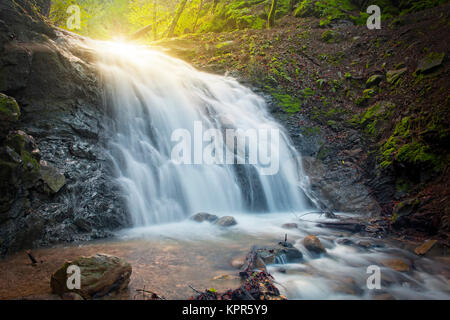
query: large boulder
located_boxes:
[303,235,326,254]
[50,254,132,299]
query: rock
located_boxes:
[386,67,407,85]
[321,30,340,43]
[190,212,219,223]
[282,223,298,229]
[50,253,132,299]
[303,235,326,254]
[381,258,410,272]
[0,93,21,127]
[416,52,445,74]
[230,256,246,269]
[61,292,84,300]
[256,242,303,265]
[366,74,384,87]
[336,238,354,246]
[356,240,374,248]
[414,239,437,255]
[39,164,66,194]
[391,198,420,229]
[214,216,237,227]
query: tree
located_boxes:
[166,0,188,37]
[192,0,204,33]
[267,0,277,28]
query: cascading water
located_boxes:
[76,41,450,300]
[92,41,313,226]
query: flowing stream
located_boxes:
[20,40,445,300]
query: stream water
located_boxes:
[2,40,447,300]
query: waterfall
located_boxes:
[91,41,312,226]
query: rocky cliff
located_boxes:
[0,0,130,255]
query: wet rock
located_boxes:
[356,240,378,248]
[333,277,362,296]
[282,223,298,229]
[257,242,303,265]
[381,258,410,272]
[414,239,437,255]
[39,164,66,194]
[214,216,237,227]
[50,253,132,299]
[416,52,445,74]
[190,212,219,223]
[336,238,354,246]
[366,74,384,87]
[0,93,21,134]
[303,235,326,254]
[61,292,84,300]
[386,67,407,84]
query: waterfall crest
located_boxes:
[91,41,312,226]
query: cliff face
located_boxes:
[0,0,130,255]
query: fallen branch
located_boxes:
[26,250,38,264]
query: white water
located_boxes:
[92,41,312,226]
[86,40,449,300]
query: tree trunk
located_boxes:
[167,0,188,37]
[267,0,278,28]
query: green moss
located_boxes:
[266,87,302,114]
[321,30,339,43]
[0,93,21,122]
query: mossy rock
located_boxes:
[39,164,66,194]
[416,52,445,74]
[0,93,21,135]
[366,74,384,88]
[386,67,407,85]
[50,254,132,299]
[321,30,340,43]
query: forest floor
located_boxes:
[154,4,450,246]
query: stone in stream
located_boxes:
[256,241,303,265]
[190,212,219,223]
[50,253,132,299]
[303,235,326,254]
[214,216,237,227]
[414,239,437,255]
[381,258,410,272]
